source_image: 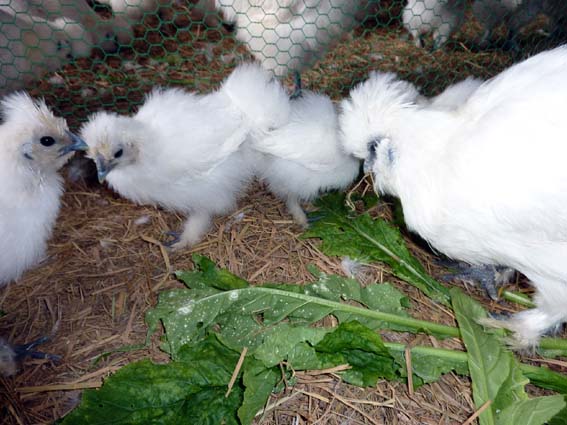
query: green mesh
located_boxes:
[0,0,564,126]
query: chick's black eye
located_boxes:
[40,136,56,147]
[114,149,123,159]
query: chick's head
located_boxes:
[80,112,142,183]
[339,72,420,161]
[1,92,79,172]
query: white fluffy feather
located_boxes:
[0,92,75,285]
[339,46,567,347]
[251,90,360,225]
[80,63,289,249]
[428,77,484,110]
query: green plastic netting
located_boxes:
[0,0,565,126]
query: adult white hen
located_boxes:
[0,92,81,286]
[78,63,290,250]
[339,46,567,347]
[252,89,360,226]
[215,0,368,76]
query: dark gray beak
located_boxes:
[59,131,88,156]
[363,138,381,174]
[95,154,114,183]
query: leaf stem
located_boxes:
[384,342,567,393]
[501,290,536,308]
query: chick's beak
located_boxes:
[59,131,88,156]
[95,154,115,183]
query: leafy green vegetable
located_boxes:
[61,334,244,425]
[66,258,567,425]
[314,321,398,386]
[302,193,451,305]
[451,288,565,425]
[146,259,458,360]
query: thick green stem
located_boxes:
[384,342,567,393]
[501,290,536,308]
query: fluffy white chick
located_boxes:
[251,89,360,226]
[0,92,82,285]
[403,0,466,49]
[339,46,567,347]
[215,0,368,77]
[78,63,290,250]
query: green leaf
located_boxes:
[238,362,280,425]
[451,288,565,425]
[146,274,458,359]
[61,360,242,424]
[302,193,451,305]
[315,321,398,386]
[497,396,565,425]
[176,254,249,291]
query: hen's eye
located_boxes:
[40,136,56,147]
[114,149,123,159]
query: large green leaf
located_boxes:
[61,334,244,425]
[146,265,458,359]
[302,193,451,305]
[451,288,565,425]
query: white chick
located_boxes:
[0,92,82,285]
[77,63,290,250]
[215,0,368,77]
[427,76,484,110]
[0,8,90,94]
[339,46,567,348]
[403,0,466,49]
[251,89,360,226]
[472,0,522,46]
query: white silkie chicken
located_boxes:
[0,7,91,94]
[403,0,466,49]
[215,0,368,76]
[339,46,567,347]
[427,77,484,110]
[76,63,290,250]
[0,92,83,285]
[251,88,360,226]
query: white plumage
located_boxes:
[0,92,77,286]
[215,0,368,76]
[79,63,290,250]
[427,76,484,110]
[403,0,466,49]
[251,90,360,226]
[0,7,91,93]
[339,46,567,347]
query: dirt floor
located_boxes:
[1,2,566,424]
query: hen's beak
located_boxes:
[363,138,381,174]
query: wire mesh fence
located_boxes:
[0,0,565,123]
